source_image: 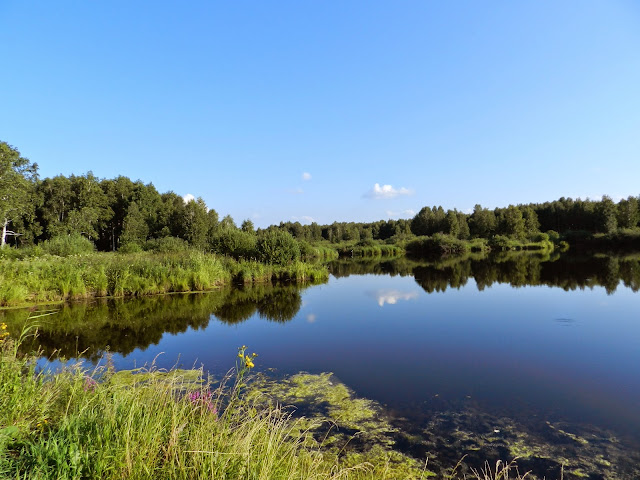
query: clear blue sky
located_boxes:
[2,1,639,227]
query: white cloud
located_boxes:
[306,314,317,323]
[365,183,413,199]
[291,215,315,224]
[182,193,195,203]
[288,188,304,195]
[385,209,416,218]
[369,289,419,307]
[302,172,312,181]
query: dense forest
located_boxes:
[2,141,639,256]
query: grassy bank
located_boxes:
[405,233,557,257]
[0,251,329,307]
[0,322,541,480]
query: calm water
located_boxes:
[4,252,640,477]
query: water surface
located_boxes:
[4,252,640,477]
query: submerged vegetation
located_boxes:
[0,322,560,480]
[2,320,636,479]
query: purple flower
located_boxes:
[84,376,98,392]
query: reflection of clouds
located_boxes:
[306,314,317,323]
[370,289,419,307]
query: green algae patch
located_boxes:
[247,372,434,479]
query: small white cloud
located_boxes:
[369,289,419,307]
[302,172,312,181]
[288,188,304,195]
[365,183,413,199]
[291,215,315,224]
[182,193,195,204]
[306,314,317,323]
[385,209,416,218]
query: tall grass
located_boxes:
[0,251,329,307]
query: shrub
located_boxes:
[256,230,300,265]
[118,242,143,254]
[41,234,95,257]
[406,234,469,256]
[211,230,258,260]
[144,237,190,253]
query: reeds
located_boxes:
[0,251,329,307]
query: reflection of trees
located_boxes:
[212,285,303,324]
[328,258,418,278]
[327,252,640,295]
[411,252,640,295]
[3,284,306,361]
[257,289,302,322]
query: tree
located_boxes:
[182,197,209,248]
[0,142,38,247]
[241,219,255,234]
[121,202,149,247]
[596,195,618,234]
[617,196,639,229]
[496,205,526,239]
[37,175,74,238]
[469,204,496,238]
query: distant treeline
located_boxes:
[2,141,639,255]
[272,196,639,245]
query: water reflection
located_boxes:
[3,252,639,362]
[2,283,310,361]
[329,251,640,294]
[369,289,419,307]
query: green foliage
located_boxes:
[41,234,96,257]
[144,236,190,253]
[406,234,470,256]
[212,229,258,260]
[0,141,39,248]
[256,230,300,265]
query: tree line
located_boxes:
[2,141,639,254]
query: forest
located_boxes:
[2,141,639,258]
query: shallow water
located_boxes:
[4,252,640,477]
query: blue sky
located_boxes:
[1,1,639,227]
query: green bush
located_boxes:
[211,230,258,260]
[406,234,469,256]
[41,234,95,257]
[256,230,300,265]
[144,237,190,253]
[118,242,143,254]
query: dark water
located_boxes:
[4,252,640,477]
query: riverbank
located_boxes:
[0,251,329,308]
[0,324,541,480]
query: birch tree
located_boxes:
[0,142,38,247]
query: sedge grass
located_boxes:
[0,251,329,307]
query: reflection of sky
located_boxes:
[35,271,640,446]
[368,289,419,307]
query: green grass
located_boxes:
[0,251,329,307]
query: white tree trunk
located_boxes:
[1,219,7,248]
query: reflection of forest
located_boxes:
[4,252,639,361]
[1,283,309,361]
[329,252,640,294]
